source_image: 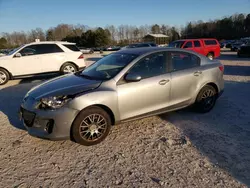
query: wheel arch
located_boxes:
[70,104,116,141]
[0,67,12,79]
[196,82,219,101]
[207,51,215,57]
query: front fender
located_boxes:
[69,90,120,122]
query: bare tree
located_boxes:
[72,24,86,36]
[28,28,45,42]
[118,25,125,41]
[53,24,74,41]
[106,25,117,41]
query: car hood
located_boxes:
[27,74,102,100]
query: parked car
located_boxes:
[20,47,224,146]
[237,45,250,57]
[103,46,121,51]
[231,42,244,51]
[220,42,225,48]
[78,47,94,54]
[169,38,220,60]
[0,41,86,85]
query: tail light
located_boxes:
[219,65,224,72]
[78,54,84,59]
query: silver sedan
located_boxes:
[19,47,224,146]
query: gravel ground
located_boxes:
[0,51,249,187]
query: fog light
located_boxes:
[44,120,54,134]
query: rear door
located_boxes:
[193,40,205,55]
[37,44,65,72]
[117,52,171,120]
[169,51,202,107]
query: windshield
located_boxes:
[80,53,138,80]
[169,41,185,48]
[7,45,24,55]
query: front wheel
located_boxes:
[0,68,10,85]
[195,85,217,113]
[71,106,112,146]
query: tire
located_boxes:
[0,68,10,85]
[71,106,112,146]
[207,53,214,60]
[195,85,217,113]
[60,63,78,74]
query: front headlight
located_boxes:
[40,96,72,109]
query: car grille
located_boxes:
[20,107,36,127]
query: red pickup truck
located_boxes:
[169,38,220,60]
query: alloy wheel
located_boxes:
[79,114,108,142]
[63,65,76,73]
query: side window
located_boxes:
[183,41,193,48]
[128,52,167,79]
[204,40,217,45]
[18,44,63,56]
[194,40,201,47]
[36,44,63,54]
[19,45,37,56]
[170,52,200,71]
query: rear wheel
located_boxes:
[71,106,111,146]
[207,53,214,60]
[195,85,217,113]
[60,63,77,74]
[0,68,9,85]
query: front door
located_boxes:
[117,52,171,120]
[169,51,202,107]
[12,45,43,76]
[182,41,194,51]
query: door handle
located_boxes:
[159,79,170,85]
[193,71,202,76]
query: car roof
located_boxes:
[28,41,75,45]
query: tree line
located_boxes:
[181,13,250,40]
[0,13,249,49]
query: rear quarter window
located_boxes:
[204,40,218,45]
[63,44,80,51]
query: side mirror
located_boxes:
[14,53,22,58]
[125,73,141,82]
[183,45,189,49]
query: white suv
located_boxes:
[0,41,86,85]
